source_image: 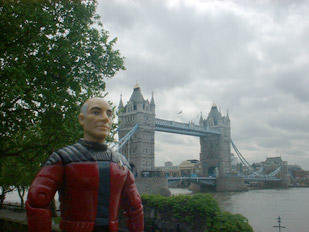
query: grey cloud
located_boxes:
[99,0,309,169]
[267,113,309,133]
[274,71,309,103]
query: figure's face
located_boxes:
[78,98,113,143]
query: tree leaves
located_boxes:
[141,194,253,232]
[0,0,125,189]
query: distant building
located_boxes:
[178,159,202,177]
[256,156,290,186]
[252,162,263,169]
[230,153,239,166]
[293,169,307,178]
[165,161,173,168]
[288,165,309,186]
[262,157,288,176]
[155,163,179,177]
[230,153,240,174]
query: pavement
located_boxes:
[0,208,128,232]
[0,208,27,224]
[0,208,61,231]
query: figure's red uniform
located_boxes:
[26,140,144,232]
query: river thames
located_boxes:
[170,187,309,232]
[5,187,309,232]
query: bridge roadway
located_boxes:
[167,176,217,186]
[155,118,221,136]
[167,176,281,187]
[243,176,281,182]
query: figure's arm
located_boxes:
[121,170,144,232]
[26,154,63,232]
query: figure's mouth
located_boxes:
[97,125,109,130]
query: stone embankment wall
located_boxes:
[142,205,205,232]
[216,176,248,192]
[135,177,171,196]
[1,206,195,232]
[118,196,211,232]
[189,176,248,192]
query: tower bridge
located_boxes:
[117,84,289,191]
[118,84,231,178]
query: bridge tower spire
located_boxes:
[199,112,204,126]
[118,84,155,176]
[118,94,124,110]
[150,91,155,113]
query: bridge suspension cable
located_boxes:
[231,140,255,173]
[110,124,139,151]
[266,166,281,177]
[231,140,282,179]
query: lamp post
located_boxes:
[273,216,286,232]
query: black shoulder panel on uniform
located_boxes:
[49,143,95,165]
[44,152,62,166]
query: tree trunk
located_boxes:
[17,185,25,208]
[0,186,15,209]
[0,187,5,209]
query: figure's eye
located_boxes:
[107,110,113,118]
[93,111,99,115]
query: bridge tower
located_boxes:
[199,104,231,176]
[118,84,155,176]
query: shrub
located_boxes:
[141,194,253,232]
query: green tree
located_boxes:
[212,211,253,232]
[0,0,125,202]
[0,154,36,208]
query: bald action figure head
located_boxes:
[78,97,113,143]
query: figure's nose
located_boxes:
[100,111,109,122]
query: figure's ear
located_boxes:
[78,113,84,126]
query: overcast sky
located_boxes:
[97,0,309,170]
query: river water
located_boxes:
[170,187,309,232]
[5,187,309,232]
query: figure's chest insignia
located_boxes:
[118,160,125,170]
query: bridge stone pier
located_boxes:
[118,84,246,192]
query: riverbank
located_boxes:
[5,187,308,232]
[1,193,253,232]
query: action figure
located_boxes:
[26,97,144,232]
